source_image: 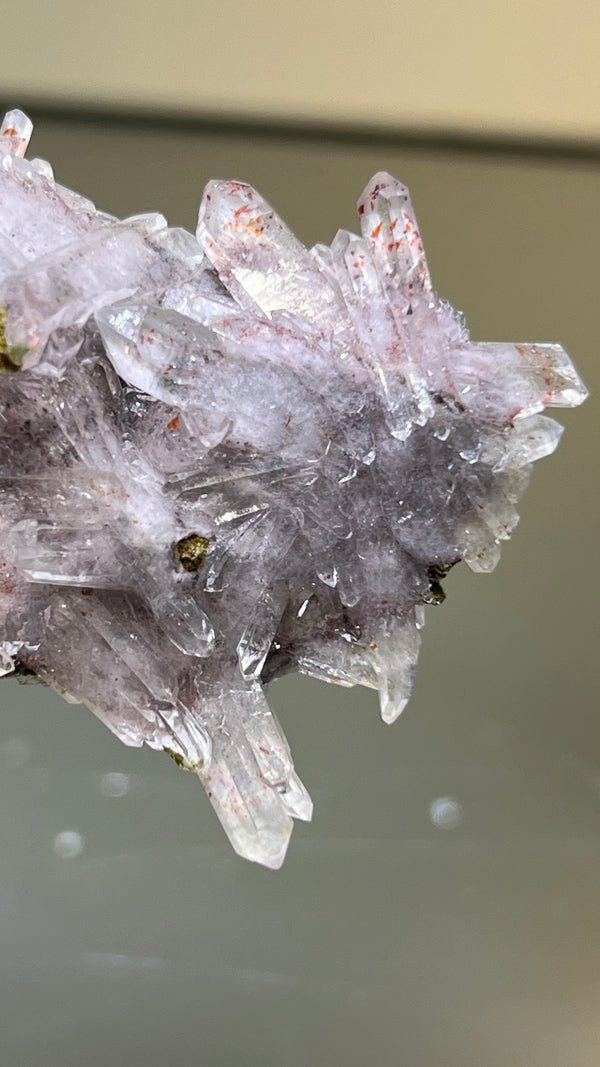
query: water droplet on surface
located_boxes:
[100,771,131,798]
[429,796,463,830]
[1,736,31,767]
[53,830,85,859]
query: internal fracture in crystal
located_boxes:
[0,109,587,866]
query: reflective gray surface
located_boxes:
[1,116,599,1066]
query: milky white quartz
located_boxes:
[0,109,587,866]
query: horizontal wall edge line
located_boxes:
[1,95,600,164]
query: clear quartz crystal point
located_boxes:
[0,110,588,867]
[1,110,33,157]
[195,685,311,868]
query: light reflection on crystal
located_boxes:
[0,109,587,867]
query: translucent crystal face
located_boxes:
[0,109,587,867]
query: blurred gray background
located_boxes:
[0,109,598,1067]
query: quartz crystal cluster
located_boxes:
[0,109,587,867]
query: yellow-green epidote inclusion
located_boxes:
[0,109,587,867]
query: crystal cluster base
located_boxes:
[0,110,587,866]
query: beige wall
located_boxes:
[2,0,599,139]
